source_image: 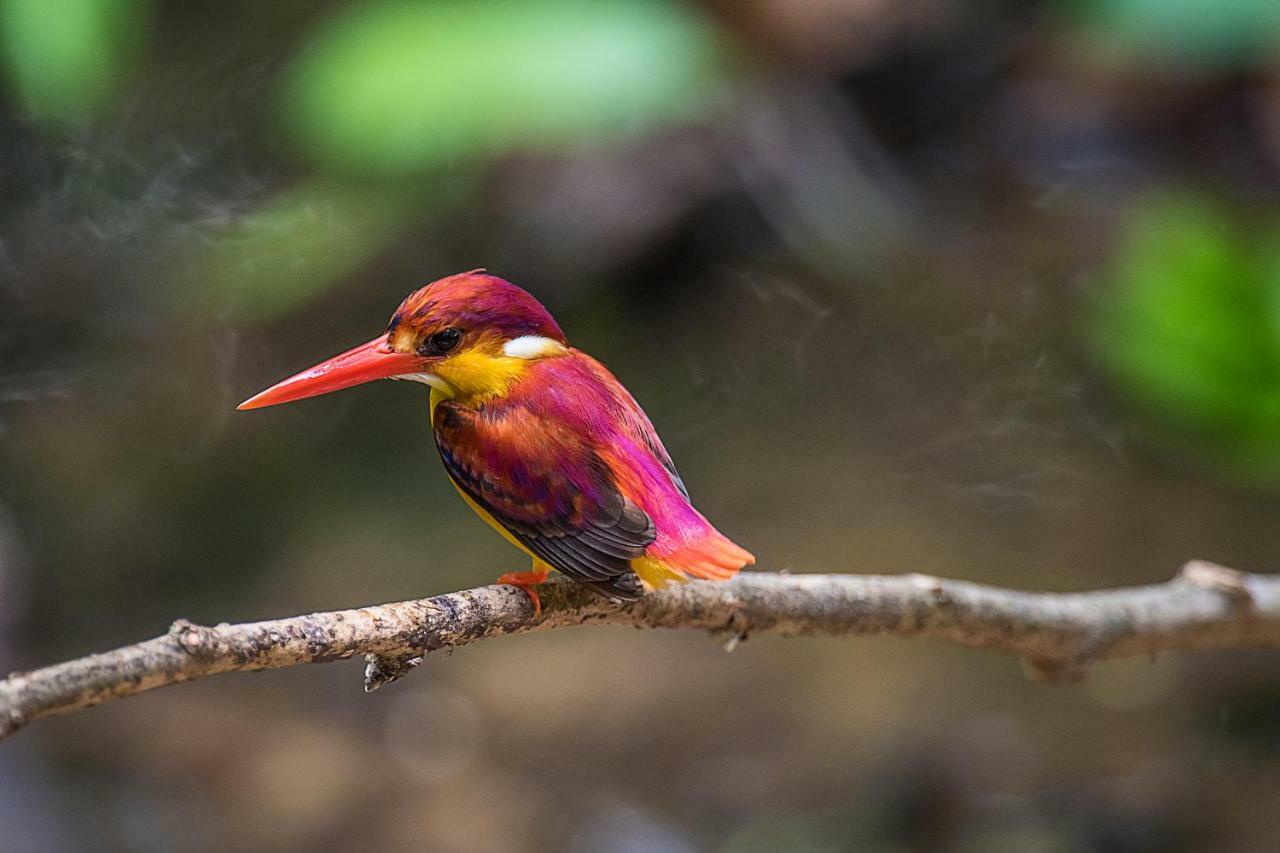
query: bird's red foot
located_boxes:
[497,570,550,616]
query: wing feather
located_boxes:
[434,400,652,599]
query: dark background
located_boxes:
[3,1,1280,850]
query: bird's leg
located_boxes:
[496,562,551,616]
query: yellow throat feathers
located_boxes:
[434,348,530,404]
[426,335,567,411]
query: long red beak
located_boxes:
[237,336,422,410]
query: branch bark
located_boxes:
[3,561,1278,741]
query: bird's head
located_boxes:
[238,270,568,410]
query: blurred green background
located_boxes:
[2,1,1280,850]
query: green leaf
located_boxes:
[281,0,726,174]
[185,178,439,323]
[0,0,149,128]
[1088,192,1280,483]
[1065,0,1280,69]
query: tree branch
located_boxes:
[2,561,1278,741]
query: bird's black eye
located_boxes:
[420,327,463,356]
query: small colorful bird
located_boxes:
[238,270,754,613]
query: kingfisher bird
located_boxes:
[238,270,754,613]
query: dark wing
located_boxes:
[433,402,654,599]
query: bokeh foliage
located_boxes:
[1089,193,1280,483]
[201,0,726,321]
[0,0,149,127]
[1068,0,1280,68]
[283,0,726,174]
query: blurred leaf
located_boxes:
[189,178,432,322]
[1066,0,1280,69]
[0,0,149,128]
[282,0,726,174]
[1088,192,1280,483]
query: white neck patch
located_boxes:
[392,372,451,392]
[503,335,565,359]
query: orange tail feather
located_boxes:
[664,532,755,581]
